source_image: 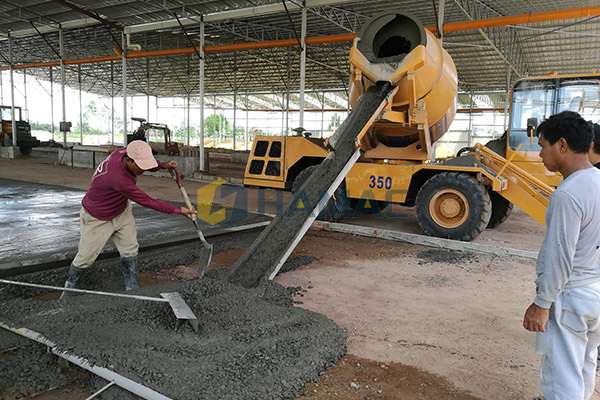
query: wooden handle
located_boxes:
[179,186,197,222]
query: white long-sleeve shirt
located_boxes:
[534,167,600,309]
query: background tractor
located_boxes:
[128,117,180,156]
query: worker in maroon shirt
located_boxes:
[60,140,195,298]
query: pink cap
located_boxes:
[126,140,158,170]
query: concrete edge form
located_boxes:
[312,221,539,260]
[0,322,172,400]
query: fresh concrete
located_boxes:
[0,238,345,400]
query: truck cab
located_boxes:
[503,73,600,186]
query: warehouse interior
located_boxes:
[1,1,600,399]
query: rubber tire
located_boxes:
[415,172,492,241]
[487,190,514,229]
[19,146,32,156]
[291,165,347,222]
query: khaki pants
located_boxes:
[72,203,139,269]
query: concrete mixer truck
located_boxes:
[243,11,560,241]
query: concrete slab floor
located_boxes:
[0,177,267,275]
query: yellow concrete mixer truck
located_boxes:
[243,11,599,241]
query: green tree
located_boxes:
[204,114,231,139]
[30,122,56,132]
[327,114,341,131]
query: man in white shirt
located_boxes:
[523,111,600,400]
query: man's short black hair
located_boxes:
[592,123,600,155]
[535,111,592,154]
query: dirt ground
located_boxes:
[3,154,600,399]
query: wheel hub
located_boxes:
[440,197,461,218]
[429,189,469,229]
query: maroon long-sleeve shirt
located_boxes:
[82,147,180,221]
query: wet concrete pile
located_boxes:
[0,233,345,399]
[228,82,394,288]
[0,272,345,399]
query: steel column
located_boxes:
[146,59,150,121]
[110,61,114,145]
[281,93,285,134]
[78,64,82,143]
[50,67,55,141]
[199,20,206,169]
[187,55,191,147]
[122,33,127,145]
[59,26,66,147]
[299,2,307,128]
[245,93,249,150]
[503,35,515,131]
[438,0,445,42]
[321,91,325,138]
[23,70,27,111]
[213,95,217,148]
[233,54,237,151]
[8,33,16,147]
[468,91,474,145]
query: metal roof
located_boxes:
[1,0,599,110]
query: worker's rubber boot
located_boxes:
[121,257,139,291]
[59,265,84,299]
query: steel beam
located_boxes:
[0,18,100,40]
[124,0,358,34]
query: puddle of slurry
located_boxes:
[0,233,344,399]
[228,82,394,288]
[416,249,479,266]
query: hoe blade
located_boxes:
[197,242,213,279]
[160,292,199,333]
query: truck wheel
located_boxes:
[415,172,491,241]
[291,165,348,222]
[19,146,32,156]
[487,190,513,229]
